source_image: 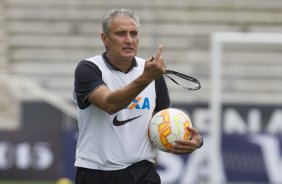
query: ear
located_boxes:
[101,33,108,47]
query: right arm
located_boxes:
[88,46,166,114]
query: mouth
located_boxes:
[122,47,134,51]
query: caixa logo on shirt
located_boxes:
[113,97,150,126]
[126,97,150,110]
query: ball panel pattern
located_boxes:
[148,108,192,152]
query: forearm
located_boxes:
[107,78,153,113]
[89,74,154,114]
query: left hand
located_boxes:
[170,126,203,155]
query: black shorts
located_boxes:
[75,160,161,184]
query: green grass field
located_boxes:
[0,178,73,184]
[0,181,59,184]
[0,177,75,184]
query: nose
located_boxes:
[124,33,133,43]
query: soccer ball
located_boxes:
[148,108,192,152]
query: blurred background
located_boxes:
[0,0,282,184]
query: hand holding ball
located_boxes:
[148,108,192,152]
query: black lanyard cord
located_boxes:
[164,69,201,91]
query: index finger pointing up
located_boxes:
[153,44,163,61]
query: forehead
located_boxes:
[110,15,138,31]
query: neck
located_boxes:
[106,53,133,73]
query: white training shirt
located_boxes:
[73,53,170,170]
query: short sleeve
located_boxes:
[154,76,171,112]
[74,60,105,109]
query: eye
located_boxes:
[116,31,125,36]
[130,31,138,37]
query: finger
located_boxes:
[174,139,194,146]
[172,150,193,155]
[153,44,163,61]
[187,126,199,135]
[150,56,154,62]
[171,144,194,154]
[146,56,154,62]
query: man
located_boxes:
[73,9,203,184]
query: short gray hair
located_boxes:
[102,9,140,34]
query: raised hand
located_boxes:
[143,45,166,80]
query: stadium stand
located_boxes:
[1,0,282,129]
[0,0,19,128]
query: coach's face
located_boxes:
[101,15,139,62]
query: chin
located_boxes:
[122,53,136,59]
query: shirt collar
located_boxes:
[102,52,138,73]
